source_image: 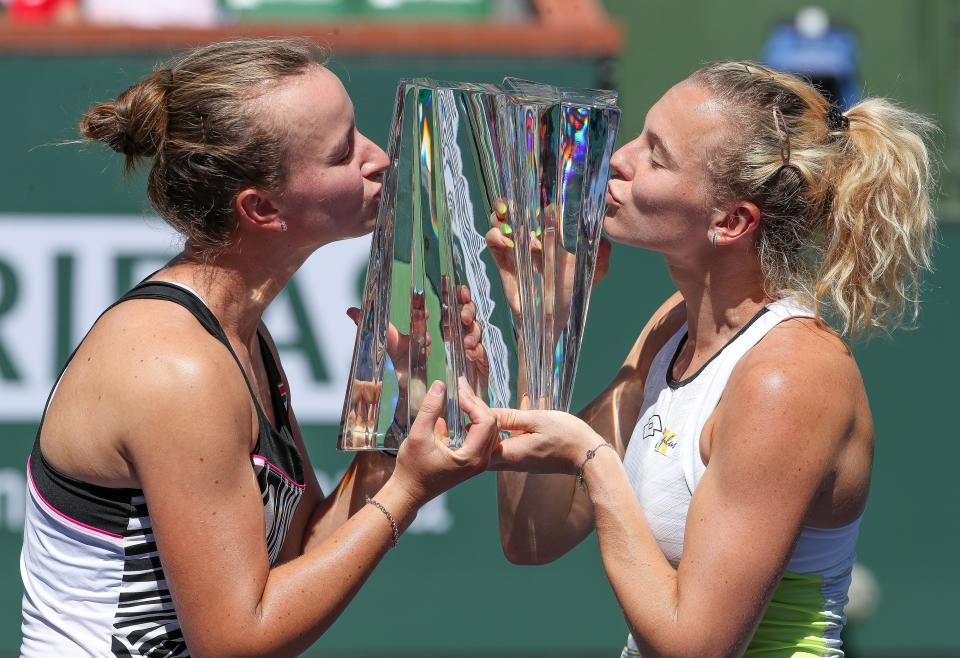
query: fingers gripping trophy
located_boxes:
[340,78,621,451]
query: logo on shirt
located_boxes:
[277,381,289,409]
[655,430,678,455]
[642,414,662,440]
[642,414,678,456]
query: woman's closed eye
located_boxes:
[333,131,355,164]
[645,147,665,169]
[336,142,353,164]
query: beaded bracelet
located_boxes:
[575,441,615,490]
[366,496,400,548]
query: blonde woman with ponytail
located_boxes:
[491,61,935,657]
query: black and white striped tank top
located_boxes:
[20,281,305,657]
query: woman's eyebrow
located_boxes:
[342,116,356,144]
[331,117,355,155]
[648,131,677,167]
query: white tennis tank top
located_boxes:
[620,299,859,657]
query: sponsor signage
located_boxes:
[0,214,370,423]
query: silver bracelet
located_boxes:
[576,441,615,490]
[366,496,400,548]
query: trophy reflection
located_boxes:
[339,78,620,451]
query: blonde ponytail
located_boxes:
[817,99,936,336]
[690,61,937,338]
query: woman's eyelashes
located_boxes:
[334,132,355,164]
[644,146,663,170]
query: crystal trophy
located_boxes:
[338,77,620,450]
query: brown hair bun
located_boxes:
[78,38,324,258]
[80,68,172,169]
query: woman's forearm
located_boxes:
[208,478,418,658]
[496,470,592,564]
[301,451,398,553]
[497,330,594,563]
[497,357,639,564]
[583,451,713,658]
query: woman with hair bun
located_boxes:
[20,38,500,657]
[491,61,935,657]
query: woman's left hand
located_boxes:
[491,407,604,474]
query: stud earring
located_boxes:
[280,221,288,233]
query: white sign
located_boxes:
[0,214,370,423]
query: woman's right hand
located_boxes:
[389,378,500,506]
[484,199,612,321]
[485,200,522,317]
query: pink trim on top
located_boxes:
[26,455,124,540]
[249,454,305,489]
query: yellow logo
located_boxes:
[655,429,678,455]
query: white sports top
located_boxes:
[620,299,859,658]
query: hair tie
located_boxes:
[112,129,138,155]
[772,106,791,166]
[826,105,850,139]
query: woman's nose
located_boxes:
[608,143,634,181]
[358,132,389,178]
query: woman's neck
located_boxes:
[666,250,770,355]
[156,247,302,350]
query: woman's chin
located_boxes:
[345,217,377,241]
[360,215,378,235]
[602,225,655,251]
[601,218,633,245]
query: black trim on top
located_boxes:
[258,332,291,432]
[667,306,771,389]
[29,441,137,537]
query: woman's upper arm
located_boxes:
[670,347,856,656]
[122,350,275,656]
[579,290,685,455]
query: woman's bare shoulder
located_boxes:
[41,298,252,486]
[724,317,865,443]
[86,302,246,421]
[745,317,861,382]
[80,300,239,382]
[709,317,872,526]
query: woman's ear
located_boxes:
[711,200,761,247]
[236,188,284,232]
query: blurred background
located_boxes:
[0,0,957,656]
